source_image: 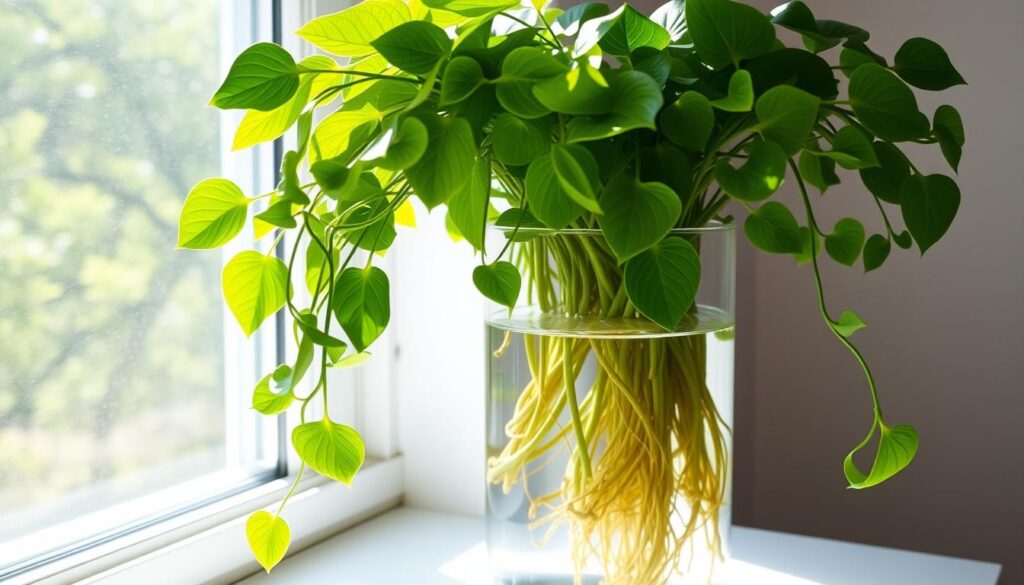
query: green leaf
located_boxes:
[253,365,295,415]
[652,0,688,41]
[550,144,602,213]
[223,251,290,337]
[834,309,866,337]
[839,47,878,78]
[844,422,919,489]
[660,91,714,151]
[363,117,430,171]
[332,266,390,352]
[254,199,297,230]
[534,63,614,116]
[744,202,802,254]
[495,47,566,119]
[685,0,776,69]
[343,198,396,253]
[422,0,518,17]
[849,64,930,142]
[710,69,754,112]
[472,261,522,309]
[631,47,672,87]
[798,150,840,194]
[310,158,354,198]
[715,139,787,202]
[824,217,866,266]
[754,85,821,155]
[495,208,546,242]
[859,142,911,204]
[296,0,410,57]
[900,174,960,254]
[893,37,965,91]
[309,103,383,163]
[863,234,890,272]
[491,113,550,166]
[293,418,366,484]
[599,173,682,262]
[232,56,337,151]
[639,145,693,206]
[565,70,664,143]
[448,157,490,251]
[769,1,868,53]
[624,238,701,331]
[405,115,476,208]
[793,226,821,265]
[893,230,914,250]
[330,352,373,369]
[741,49,838,99]
[573,4,671,58]
[178,179,249,249]
[439,56,485,106]
[813,126,879,170]
[525,154,583,228]
[371,21,452,75]
[246,511,290,573]
[210,43,300,111]
[933,105,964,173]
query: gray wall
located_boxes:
[622,0,1024,580]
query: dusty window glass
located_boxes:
[0,0,275,569]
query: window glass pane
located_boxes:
[0,0,277,569]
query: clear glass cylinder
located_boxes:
[485,225,735,585]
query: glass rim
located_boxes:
[490,220,735,236]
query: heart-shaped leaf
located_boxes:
[933,105,965,173]
[900,174,960,254]
[754,85,821,155]
[893,37,966,91]
[361,116,429,171]
[770,1,868,53]
[293,418,366,484]
[686,0,776,68]
[710,69,754,112]
[565,70,664,143]
[660,91,714,151]
[491,113,550,166]
[844,422,919,489]
[223,251,290,336]
[178,179,250,249]
[439,56,485,106]
[296,0,410,57]
[574,4,671,58]
[849,64,930,142]
[210,43,300,111]
[405,115,476,208]
[813,126,879,170]
[525,154,584,228]
[742,48,839,99]
[246,511,291,573]
[859,142,911,204]
[862,234,891,272]
[253,365,296,415]
[550,144,602,213]
[798,149,840,194]
[624,238,702,331]
[834,309,866,337]
[715,139,787,202]
[824,217,866,266]
[473,261,522,309]
[495,47,566,119]
[371,21,452,75]
[598,173,682,262]
[448,157,490,251]
[534,63,614,116]
[332,266,390,352]
[744,202,802,254]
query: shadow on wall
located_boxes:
[569,0,1023,581]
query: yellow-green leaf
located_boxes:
[178,179,249,249]
[292,419,366,484]
[309,104,383,163]
[297,0,410,57]
[330,351,372,369]
[222,251,290,336]
[844,422,919,489]
[253,365,295,415]
[246,511,290,573]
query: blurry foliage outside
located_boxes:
[0,0,230,541]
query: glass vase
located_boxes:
[485,225,735,585]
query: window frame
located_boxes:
[3,0,404,583]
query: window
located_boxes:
[0,0,282,577]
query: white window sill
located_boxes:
[236,507,1001,585]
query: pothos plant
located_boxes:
[177,0,965,576]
